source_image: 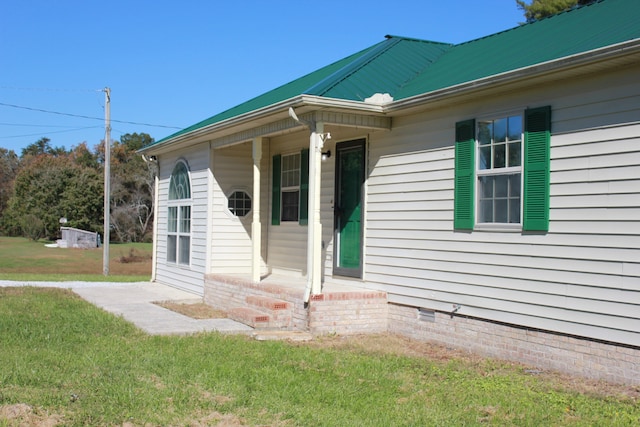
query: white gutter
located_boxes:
[388,38,640,113]
[140,95,384,155]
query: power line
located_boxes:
[0,122,83,128]
[0,101,182,129]
[0,126,103,139]
[0,85,101,93]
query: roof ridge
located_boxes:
[384,34,453,46]
[304,37,402,96]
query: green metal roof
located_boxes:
[396,0,640,99]
[147,0,639,149]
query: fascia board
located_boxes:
[139,95,385,155]
[387,39,640,113]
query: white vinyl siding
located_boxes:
[267,133,307,275]
[210,142,268,275]
[154,144,210,295]
[364,65,640,346]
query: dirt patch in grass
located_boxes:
[117,248,152,264]
[300,333,640,400]
[154,301,227,319]
[0,403,63,426]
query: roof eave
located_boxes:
[139,95,386,155]
[387,38,640,113]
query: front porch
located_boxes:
[204,274,388,335]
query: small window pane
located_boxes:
[479,146,491,170]
[180,206,191,233]
[494,144,506,168]
[167,235,177,263]
[509,198,521,224]
[479,199,493,223]
[495,175,508,197]
[479,176,493,197]
[508,141,521,167]
[179,236,190,264]
[478,122,492,146]
[168,207,177,232]
[494,200,508,223]
[494,118,507,142]
[510,174,521,197]
[508,116,522,141]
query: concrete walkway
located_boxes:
[0,280,253,336]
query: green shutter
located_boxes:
[454,119,476,230]
[523,106,551,232]
[271,154,281,225]
[299,148,309,225]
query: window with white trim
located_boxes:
[228,190,252,217]
[167,161,191,265]
[454,106,551,232]
[280,153,301,222]
[476,115,522,224]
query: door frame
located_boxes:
[333,138,366,278]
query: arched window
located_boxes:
[167,161,191,265]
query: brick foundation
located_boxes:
[308,290,388,335]
[388,303,640,386]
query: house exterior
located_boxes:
[140,0,640,385]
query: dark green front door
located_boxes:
[334,139,365,277]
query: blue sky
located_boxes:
[0,1,524,154]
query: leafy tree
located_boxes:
[21,137,68,159]
[0,148,19,218]
[1,133,156,242]
[70,142,100,169]
[516,0,596,22]
[109,133,156,242]
[4,154,103,240]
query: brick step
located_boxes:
[246,295,291,311]
[228,307,271,329]
[246,295,293,329]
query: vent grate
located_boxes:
[418,308,435,322]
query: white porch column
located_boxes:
[251,137,263,283]
[151,172,159,281]
[305,122,324,299]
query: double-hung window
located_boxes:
[477,115,522,225]
[281,153,301,222]
[454,106,551,232]
[167,161,191,265]
[272,149,309,225]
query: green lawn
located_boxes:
[0,236,151,281]
[1,287,638,426]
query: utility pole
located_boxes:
[103,87,111,276]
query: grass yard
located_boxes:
[0,288,638,426]
[0,236,151,281]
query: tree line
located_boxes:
[0,133,156,243]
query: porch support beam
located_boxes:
[251,137,263,283]
[305,122,326,301]
[211,112,390,149]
